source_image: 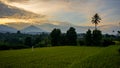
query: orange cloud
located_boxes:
[1,0,120,26]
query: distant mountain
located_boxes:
[37,23,63,32]
[21,25,46,34]
[37,24,120,34]
[6,23,94,33]
[0,25,17,33]
[5,23,120,34]
[37,23,94,33]
[6,23,31,30]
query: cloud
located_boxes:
[0,1,48,25]
[1,0,120,26]
[1,0,29,3]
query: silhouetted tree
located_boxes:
[24,37,32,47]
[92,30,102,46]
[50,28,61,46]
[118,31,120,35]
[119,48,120,54]
[117,22,120,42]
[85,29,92,46]
[17,30,21,34]
[66,27,77,45]
[60,33,67,45]
[92,13,101,30]
[117,31,120,42]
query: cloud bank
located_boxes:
[0,0,120,26]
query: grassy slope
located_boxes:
[0,45,120,68]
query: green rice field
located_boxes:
[0,45,120,68]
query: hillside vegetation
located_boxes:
[0,45,120,68]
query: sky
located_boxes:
[0,0,120,26]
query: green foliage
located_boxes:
[85,29,92,46]
[66,27,77,45]
[0,42,28,50]
[33,35,42,45]
[117,36,120,42]
[60,34,67,45]
[0,45,119,68]
[0,42,9,50]
[0,32,49,50]
[92,30,102,46]
[92,13,101,29]
[50,28,61,46]
[84,29,103,46]
[24,37,32,47]
[118,48,120,54]
[35,41,46,47]
[35,38,50,47]
[102,39,115,47]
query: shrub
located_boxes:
[35,41,47,47]
[24,37,32,47]
[0,42,28,50]
[10,44,29,49]
[0,42,9,50]
[102,39,115,47]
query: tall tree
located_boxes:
[60,33,67,45]
[85,29,92,46]
[50,28,61,46]
[92,13,101,30]
[66,27,77,45]
[92,30,102,46]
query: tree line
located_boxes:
[0,13,119,50]
[50,27,77,46]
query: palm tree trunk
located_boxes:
[95,24,97,30]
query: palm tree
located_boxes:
[92,13,101,30]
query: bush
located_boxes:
[0,45,9,50]
[102,39,115,47]
[35,41,47,47]
[0,42,9,50]
[10,44,29,49]
[0,42,28,50]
